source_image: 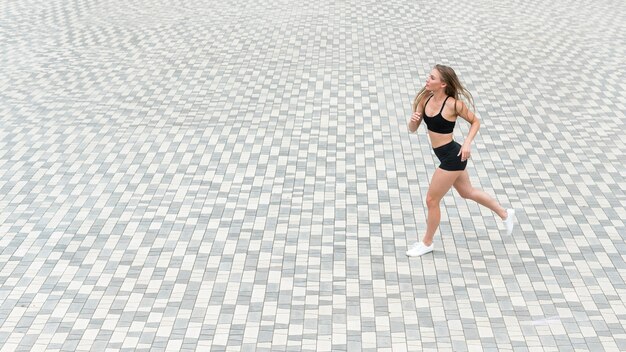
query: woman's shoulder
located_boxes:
[445,95,459,105]
[417,92,434,105]
[445,96,467,113]
[413,91,433,112]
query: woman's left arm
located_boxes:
[455,100,480,161]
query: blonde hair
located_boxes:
[412,64,475,114]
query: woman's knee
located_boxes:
[457,187,474,200]
[426,194,441,208]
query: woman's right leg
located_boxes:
[422,168,462,245]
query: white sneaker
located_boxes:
[406,242,434,257]
[504,208,516,235]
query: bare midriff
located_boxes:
[428,130,455,148]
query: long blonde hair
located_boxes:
[412,64,475,114]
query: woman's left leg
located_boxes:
[453,170,507,219]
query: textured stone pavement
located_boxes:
[1,0,626,351]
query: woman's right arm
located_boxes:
[407,93,425,133]
[407,110,422,134]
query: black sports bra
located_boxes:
[422,95,456,134]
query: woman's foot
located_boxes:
[503,208,516,235]
[406,242,434,257]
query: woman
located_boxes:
[406,64,515,257]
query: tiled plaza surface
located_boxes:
[1,0,626,351]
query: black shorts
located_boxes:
[433,141,467,171]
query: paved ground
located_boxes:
[1,0,626,351]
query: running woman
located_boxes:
[407,64,516,257]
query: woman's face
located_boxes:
[425,69,445,92]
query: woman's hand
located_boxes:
[410,111,422,124]
[458,143,471,161]
[407,111,422,133]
